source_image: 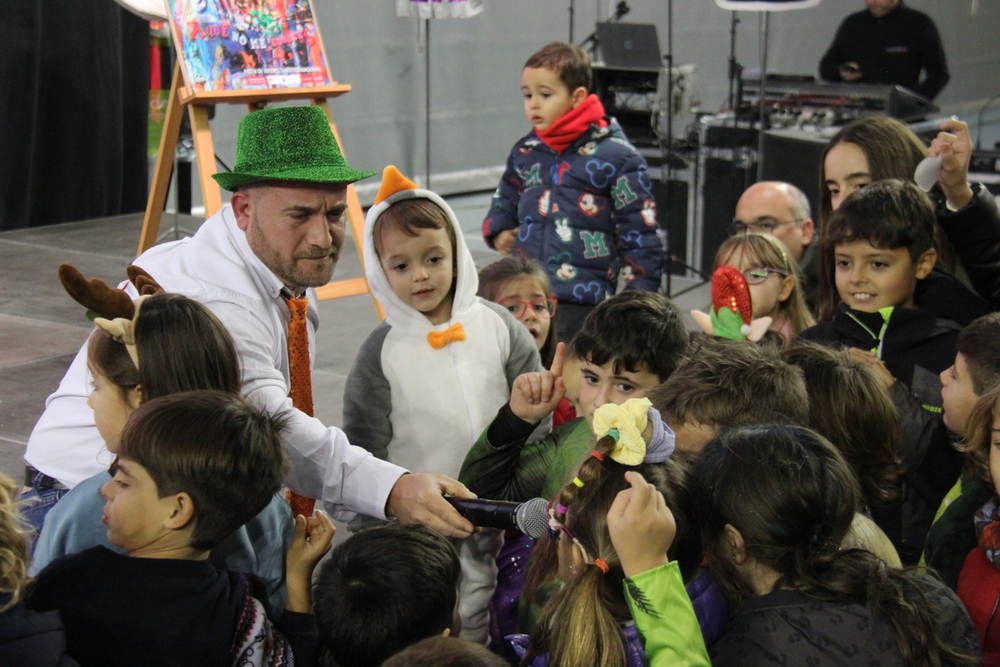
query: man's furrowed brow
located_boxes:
[282,205,317,215]
[281,203,348,216]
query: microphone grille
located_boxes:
[515,497,551,539]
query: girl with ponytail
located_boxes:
[514,399,709,667]
[695,424,980,666]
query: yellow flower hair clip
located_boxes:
[592,398,653,466]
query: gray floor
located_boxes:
[0,193,710,486]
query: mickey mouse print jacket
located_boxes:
[483,119,663,306]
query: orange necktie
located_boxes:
[284,295,316,517]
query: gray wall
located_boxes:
[204,0,1000,205]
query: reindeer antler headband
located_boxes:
[58,264,164,369]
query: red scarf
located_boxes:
[536,94,607,153]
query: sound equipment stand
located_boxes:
[726,12,742,111]
[756,12,771,181]
[568,0,575,42]
[662,0,681,297]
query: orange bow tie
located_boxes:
[427,322,466,349]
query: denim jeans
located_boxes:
[19,472,69,552]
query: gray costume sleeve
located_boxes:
[343,323,393,461]
[482,300,544,385]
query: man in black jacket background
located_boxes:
[819,0,949,101]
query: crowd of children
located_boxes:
[4,36,1000,667]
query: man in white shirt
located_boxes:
[23,106,475,539]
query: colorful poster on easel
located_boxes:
[166,0,332,92]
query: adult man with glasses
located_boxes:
[732,182,814,262]
[731,181,818,310]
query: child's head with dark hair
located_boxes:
[569,291,688,424]
[820,114,928,221]
[823,180,937,262]
[313,523,461,667]
[478,256,558,367]
[782,343,902,510]
[86,292,241,451]
[524,41,592,96]
[106,391,288,553]
[817,179,937,321]
[373,198,458,264]
[0,472,29,612]
[694,425,859,607]
[524,429,697,667]
[373,197,460,325]
[88,293,241,400]
[381,636,508,667]
[521,42,590,134]
[648,337,808,464]
[941,313,1000,435]
[693,424,979,667]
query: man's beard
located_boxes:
[248,218,338,288]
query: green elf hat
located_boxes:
[212,106,376,191]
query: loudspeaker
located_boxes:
[701,157,755,271]
[760,130,826,221]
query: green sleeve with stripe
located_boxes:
[624,562,711,667]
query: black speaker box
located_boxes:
[700,158,756,271]
[760,130,827,221]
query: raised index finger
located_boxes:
[550,342,566,379]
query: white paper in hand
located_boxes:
[914,156,943,192]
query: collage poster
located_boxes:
[167,0,332,92]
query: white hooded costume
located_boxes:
[344,167,542,643]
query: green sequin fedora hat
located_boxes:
[212,105,376,191]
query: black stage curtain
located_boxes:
[0,1,149,231]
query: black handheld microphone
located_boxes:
[445,497,550,539]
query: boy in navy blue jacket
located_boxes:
[483,41,663,341]
[27,391,334,667]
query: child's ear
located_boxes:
[163,492,196,531]
[723,523,747,565]
[570,86,588,108]
[440,628,451,637]
[126,385,143,411]
[777,275,795,303]
[914,247,937,280]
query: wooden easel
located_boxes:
[137,61,384,317]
